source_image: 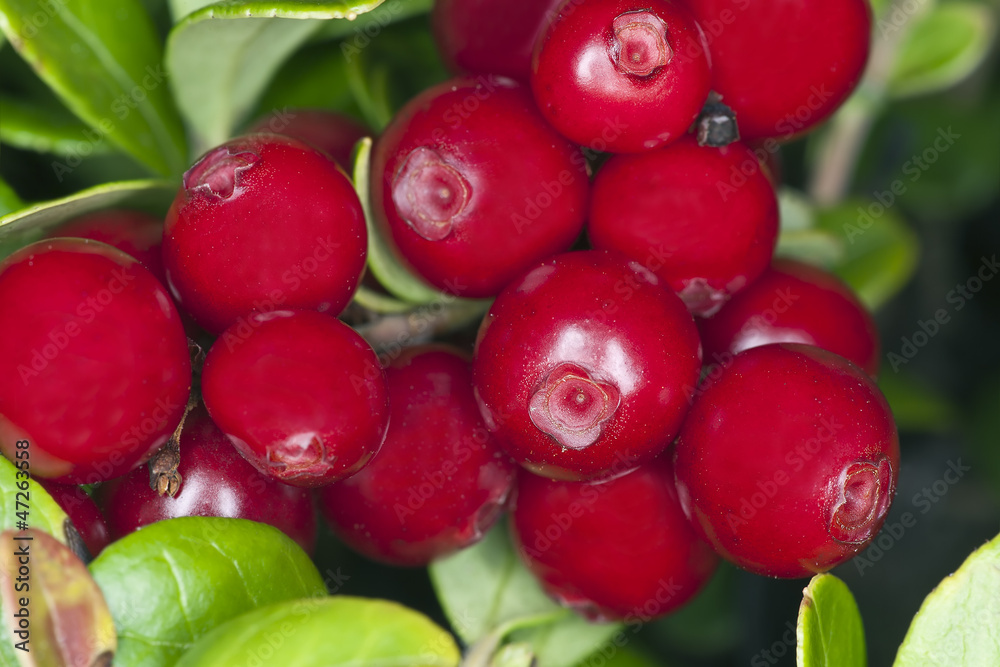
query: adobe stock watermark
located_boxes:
[725,418,844,532]
[877,0,933,38]
[887,254,999,372]
[13,0,69,41]
[339,0,405,62]
[17,265,137,386]
[51,64,169,181]
[683,286,800,404]
[749,619,797,666]
[845,126,960,243]
[853,459,970,575]
[218,235,345,352]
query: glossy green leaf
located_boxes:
[510,615,624,667]
[429,523,563,645]
[175,596,460,666]
[889,3,997,99]
[89,517,327,667]
[0,456,70,542]
[0,95,114,157]
[352,137,454,304]
[253,41,358,121]
[893,533,1000,666]
[777,199,919,311]
[0,176,21,217]
[165,1,386,153]
[314,0,431,40]
[575,647,663,667]
[491,643,535,667]
[796,574,867,667]
[0,0,187,176]
[0,179,173,259]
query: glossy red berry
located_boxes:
[432,0,564,82]
[531,0,712,152]
[698,259,881,376]
[473,251,702,481]
[588,136,779,316]
[248,108,369,169]
[202,310,389,488]
[512,456,718,621]
[97,407,316,553]
[372,76,589,298]
[318,346,516,566]
[46,209,166,284]
[38,480,111,557]
[163,133,367,334]
[673,344,899,578]
[0,239,191,483]
[678,0,871,141]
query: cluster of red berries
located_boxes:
[0,0,895,623]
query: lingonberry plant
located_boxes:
[0,0,996,665]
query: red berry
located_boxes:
[318,346,516,566]
[588,136,779,316]
[248,108,369,169]
[97,407,317,553]
[673,344,899,578]
[432,0,565,82]
[511,456,718,621]
[531,0,712,152]
[202,310,389,488]
[0,239,191,483]
[473,251,702,480]
[698,259,881,376]
[37,480,111,557]
[372,76,589,298]
[678,0,871,141]
[163,134,367,334]
[46,209,166,285]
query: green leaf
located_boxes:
[491,643,535,667]
[174,596,461,666]
[777,199,919,311]
[893,533,1000,666]
[510,615,624,667]
[0,179,173,259]
[0,176,22,217]
[0,0,187,176]
[430,523,624,667]
[0,456,70,542]
[352,137,454,304]
[253,40,359,121]
[430,523,563,645]
[0,94,114,157]
[575,647,663,667]
[796,574,867,667]
[89,516,327,667]
[314,0,431,40]
[889,3,997,100]
[165,1,386,153]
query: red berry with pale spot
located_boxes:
[163,134,366,334]
[473,250,702,481]
[319,346,516,566]
[97,407,317,553]
[673,343,899,578]
[372,76,589,298]
[531,0,712,152]
[202,310,388,488]
[588,136,779,316]
[511,456,718,621]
